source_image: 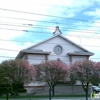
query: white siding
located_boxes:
[27,36,89,65]
[48,55,70,65]
[31,37,83,56]
[72,56,87,63]
[28,54,46,64]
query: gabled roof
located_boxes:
[16,26,94,59]
[24,34,93,53]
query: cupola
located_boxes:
[53,26,62,36]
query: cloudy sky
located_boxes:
[0,0,100,63]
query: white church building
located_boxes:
[15,26,94,94]
[16,26,94,65]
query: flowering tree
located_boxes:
[91,62,100,85]
[70,60,100,100]
[0,59,36,95]
[36,60,69,96]
[0,66,7,84]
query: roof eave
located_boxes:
[24,52,51,54]
[67,53,94,56]
[15,52,24,59]
[15,51,51,59]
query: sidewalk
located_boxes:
[2,98,100,100]
[27,98,100,100]
[34,98,99,100]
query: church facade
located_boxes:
[16,26,94,65]
[15,26,94,94]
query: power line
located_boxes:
[0,27,100,41]
[0,15,94,32]
[0,8,93,22]
[0,55,69,62]
[0,26,100,36]
[1,21,100,40]
[0,39,33,43]
[0,55,99,61]
[0,41,100,54]
[0,14,99,33]
[0,47,98,60]
[0,16,55,24]
[0,22,54,30]
[0,48,18,52]
[1,22,100,33]
[0,17,99,32]
[0,27,51,35]
[0,56,15,58]
[0,8,100,35]
[0,19,100,29]
[1,34,100,44]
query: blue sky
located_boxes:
[0,0,100,62]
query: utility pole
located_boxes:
[49,88,51,100]
[6,88,9,100]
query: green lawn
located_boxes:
[0,94,89,99]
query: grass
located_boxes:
[0,94,89,99]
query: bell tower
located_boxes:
[53,26,62,36]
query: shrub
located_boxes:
[92,92,96,98]
[18,89,27,93]
[0,84,12,95]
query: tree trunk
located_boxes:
[85,88,88,100]
[82,82,89,100]
[86,82,89,100]
[51,86,55,96]
[12,83,19,96]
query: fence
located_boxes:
[24,84,91,96]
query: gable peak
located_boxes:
[53,26,62,36]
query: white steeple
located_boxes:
[53,26,62,36]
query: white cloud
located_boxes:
[84,8,100,18]
[65,34,100,61]
[0,40,34,63]
[0,30,24,39]
[65,19,100,61]
[93,20,100,29]
[0,0,100,63]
